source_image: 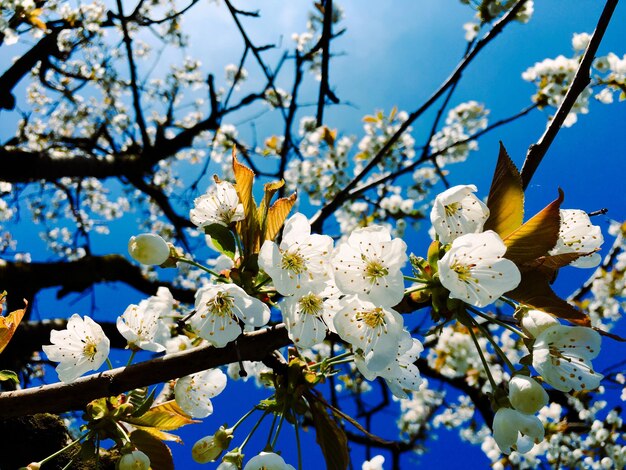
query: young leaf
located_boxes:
[483,143,524,239]
[264,192,298,242]
[0,300,27,354]
[130,429,175,470]
[0,369,18,385]
[507,270,590,326]
[125,400,199,431]
[503,189,563,265]
[204,223,237,259]
[308,397,349,470]
[233,149,259,255]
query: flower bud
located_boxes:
[520,309,559,338]
[192,426,234,463]
[128,233,170,265]
[493,407,544,455]
[508,375,548,414]
[118,450,150,470]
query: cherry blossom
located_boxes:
[190,284,270,348]
[128,233,170,266]
[532,324,603,392]
[493,407,545,455]
[331,225,407,307]
[430,185,490,244]
[334,296,404,372]
[437,230,521,307]
[258,213,333,296]
[508,375,549,415]
[190,181,245,228]
[42,314,110,383]
[243,452,295,470]
[280,282,340,349]
[550,209,604,268]
[116,287,173,352]
[174,368,228,418]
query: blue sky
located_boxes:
[2,0,626,468]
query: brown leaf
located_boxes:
[503,189,563,265]
[130,429,175,469]
[484,143,524,239]
[0,300,27,355]
[523,251,596,275]
[507,270,590,326]
[307,395,349,470]
[264,192,298,242]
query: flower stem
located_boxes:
[467,306,526,338]
[175,257,220,277]
[240,411,268,451]
[38,431,89,466]
[294,418,303,470]
[470,316,517,374]
[467,322,498,391]
[105,358,114,370]
[271,407,287,449]
[232,407,257,432]
[126,350,137,367]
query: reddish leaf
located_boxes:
[503,189,564,265]
[484,143,524,239]
[307,395,349,470]
[507,270,590,326]
[130,429,175,470]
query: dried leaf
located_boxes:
[484,143,524,239]
[0,300,27,354]
[265,192,298,241]
[507,270,590,326]
[504,189,563,265]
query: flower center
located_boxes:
[298,294,323,316]
[281,251,307,274]
[452,262,475,283]
[356,307,386,329]
[82,339,98,361]
[444,202,460,217]
[206,292,235,317]
[364,259,389,280]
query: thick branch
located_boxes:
[520,0,619,189]
[0,325,291,417]
[0,255,195,306]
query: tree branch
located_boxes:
[519,0,619,189]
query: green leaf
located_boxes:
[308,397,349,470]
[507,270,590,326]
[503,189,563,265]
[0,369,18,384]
[204,223,237,259]
[484,143,524,239]
[124,400,199,431]
[130,429,175,470]
[131,387,156,418]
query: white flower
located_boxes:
[190,284,270,348]
[42,314,110,383]
[332,225,408,307]
[128,233,170,265]
[192,426,234,463]
[117,288,173,352]
[493,407,545,455]
[362,455,385,470]
[258,213,333,296]
[118,451,150,470]
[190,181,245,228]
[549,209,603,268]
[174,368,227,418]
[520,309,559,338]
[572,32,591,51]
[430,184,490,244]
[532,324,603,392]
[280,282,340,349]
[437,231,521,308]
[508,375,548,415]
[244,452,295,470]
[334,296,404,372]
[356,330,423,399]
